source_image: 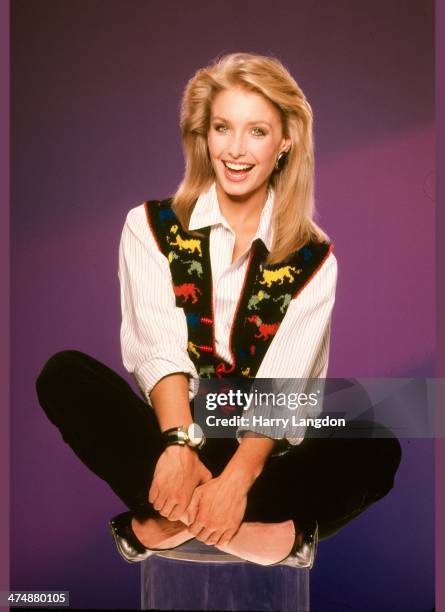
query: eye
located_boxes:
[214,123,229,133]
[251,127,267,137]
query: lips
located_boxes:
[222,160,255,182]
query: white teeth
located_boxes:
[224,162,253,171]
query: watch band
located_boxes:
[162,424,206,449]
[163,426,188,446]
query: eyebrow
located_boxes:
[211,115,273,128]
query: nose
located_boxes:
[227,131,246,158]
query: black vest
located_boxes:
[145,199,332,379]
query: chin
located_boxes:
[217,177,267,201]
[221,186,254,200]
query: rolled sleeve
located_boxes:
[237,252,338,445]
[133,352,199,405]
[118,205,199,404]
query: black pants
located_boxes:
[35,350,402,540]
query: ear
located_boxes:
[280,136,292,154]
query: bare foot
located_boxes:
[216,520,296,565]
[131,516,193,550]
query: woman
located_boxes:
[36,53,401,567]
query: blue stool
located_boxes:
[141,539,310,611]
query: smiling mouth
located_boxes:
[223,161,255,172]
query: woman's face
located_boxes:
[207,87,290,200]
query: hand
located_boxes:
[149,445,212,521]
[186,474,249,547]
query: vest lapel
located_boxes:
[145,200,220,378]
[232,240,332,377]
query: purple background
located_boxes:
[11,1,435,610]
[437,1,445,609]
[1,0,9,600]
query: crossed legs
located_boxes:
[36,350,401,563]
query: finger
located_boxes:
[160,500,178,519]
[189,519,205,537]
[185,496,199,526]
[200,468,213,484]
[168,501,186,522]
[195,527,215,543]
[206,530,223,546]
[176,507,191,526]
[215,529,236,548]
[148,483,159,505]
[152,493,167,512]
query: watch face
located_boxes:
[187,423,204,446]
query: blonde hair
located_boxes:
[173,52,329,263]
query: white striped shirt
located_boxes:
[118,184,337,442]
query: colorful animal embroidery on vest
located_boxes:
[273,293,292,313]
[188,341,201,358]
[167,224,202,257]
[199,365,215,378]
[247,315,280,340]
[259,265,301,287]
[247,315,280,341]
[173,283,202,304]
[247,290,271,311]
[183,259,203,278]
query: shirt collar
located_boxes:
[188,183,274,252]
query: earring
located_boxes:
[275,151,287,171]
